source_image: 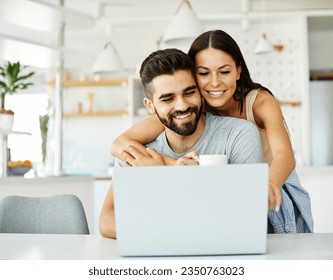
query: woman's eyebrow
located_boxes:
[197,64,232,70]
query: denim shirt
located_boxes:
[268,170,314,233]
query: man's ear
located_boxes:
[143,97,155,114]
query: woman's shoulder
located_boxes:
[253,88,276,104]
[252,89,284,127]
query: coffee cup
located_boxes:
[199,154,228,166]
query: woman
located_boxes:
[111,30,313,233]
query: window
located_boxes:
[6,93,48,163]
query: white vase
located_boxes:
[0,113,14,130]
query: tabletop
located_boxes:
[0,233,332,260]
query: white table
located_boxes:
[0,233,332,260]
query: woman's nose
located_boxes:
[210,74,221,87]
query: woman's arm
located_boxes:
[253,90,295,211]
[111,114,165,161]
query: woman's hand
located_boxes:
[268,182,282,211]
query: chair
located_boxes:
[0,194,89,234]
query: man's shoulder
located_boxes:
[146,132,165,149]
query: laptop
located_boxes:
[113,163,268,257]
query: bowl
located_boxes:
[8,167,32,176]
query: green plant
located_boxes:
[39,114,49,164]
[0,61,35,112]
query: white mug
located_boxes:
[199,154,228,166]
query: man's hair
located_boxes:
[139,48,196,100]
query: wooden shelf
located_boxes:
[47,79,128,87]
[310,73,333,80]
[278,100,302,107]
[63,111,127,118]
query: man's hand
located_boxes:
[122,145,165,166]
[175,151,199,165]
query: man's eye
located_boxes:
[161,98,172,102]
[185,91,195,96]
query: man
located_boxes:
[99,49,263,238]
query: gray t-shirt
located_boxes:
[147,113,263,164]
[116,112,263,166]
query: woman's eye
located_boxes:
[197,72,208,76]
[221,71,231,75]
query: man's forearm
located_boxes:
[99,185,117,239]
[99,209,117,239]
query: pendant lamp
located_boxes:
[163,0,203,45]
[254,0,274,54]
[254,33,274,54]
[92,41,123,74]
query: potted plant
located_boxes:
[0,61,35,130]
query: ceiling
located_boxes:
[57,0,333,44]
[62,0,333,18]
[1,0,333,69]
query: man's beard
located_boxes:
[155,105,202,136]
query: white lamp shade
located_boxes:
[254,33,274,54]
[163,3,203,45]
[92,42,123,74]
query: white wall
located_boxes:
[297,166,333,233]
[308,16,333,70]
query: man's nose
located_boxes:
[174,97,189,111]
